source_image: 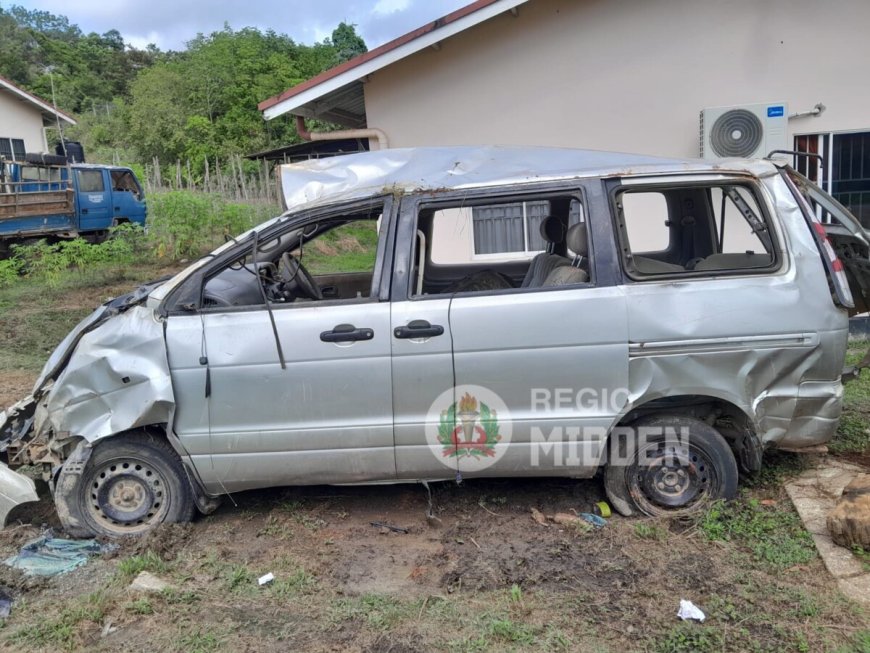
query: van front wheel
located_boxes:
[57,431,196,537]
[603,416,738,517]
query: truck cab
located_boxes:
[0,160,146,248]
[71,165,147,236]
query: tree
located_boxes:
[0,5,367,168]
[330,22,367,64]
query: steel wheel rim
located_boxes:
[628,441,720,515]
[87,457,169,534]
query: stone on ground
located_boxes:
[129,571,171,593]
[827,474,870,549]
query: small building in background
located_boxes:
[0,75,76,159]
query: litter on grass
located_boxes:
[0,587,12,618]
[4,532,115,576]
[677,599,706,622]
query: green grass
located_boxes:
[835,630,870,653]
[832,347,870,455]
[304,220,378,275]
[223,563,255,593]
[653,622,725,653]
[127,597,155,615]
[174,627,224,653]
[698,498,817,569]
[0,262,169,374]
[10,592,107,650]
[270,567,317,598]
[634,522,668,541]
[116,550,169,581]
[331,594,417,631]
[743,450,810,488]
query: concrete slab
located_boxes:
[784,459,870,605]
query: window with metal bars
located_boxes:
[471,200,584,257]
[794,131,870,228]
[0,138,25,161]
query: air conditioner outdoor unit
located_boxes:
[700,102,788,160]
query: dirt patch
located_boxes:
[312,240,338,256]
[0,557,48,593]
[334,235,365,252]
[0,478,864,652]
[0,370,35,409]
[123,523,193,561]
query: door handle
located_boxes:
[320,323,374,343]
[81,208,89,214]
[394,319,444,339]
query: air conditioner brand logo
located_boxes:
[767,105,785,118]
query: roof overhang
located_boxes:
[0,75,76,126]
[258,0,528,127]
[246,137,369,162]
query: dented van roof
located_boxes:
[278,146,780,210]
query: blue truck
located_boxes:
[0,158,147,254]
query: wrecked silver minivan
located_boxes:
[1,146,867,537]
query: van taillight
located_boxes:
[781,169,854,309]
[811,221,852,295]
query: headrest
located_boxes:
[539,216,566,244]
[566,222,588,257]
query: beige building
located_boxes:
[260,0,870,255]
[0,75,76,159]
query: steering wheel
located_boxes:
[280,253,322,300]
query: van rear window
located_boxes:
[613,181,777,278]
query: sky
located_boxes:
[10,0,471,51]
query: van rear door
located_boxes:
[783,168,870,316]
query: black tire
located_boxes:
[24,152,68,166]
[604,415,739,517]
[57,431,196,537]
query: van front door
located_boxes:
[165,199,396,494]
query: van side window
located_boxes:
[200,213,384,310]
[614,182,776,277]
[621,192,670,253]
[76,170,105,193]
[415,194,590,296]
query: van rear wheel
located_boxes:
[604,415,738,517]
[57,432,196,537]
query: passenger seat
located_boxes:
[543,223,589,286]
[521,216,570,287]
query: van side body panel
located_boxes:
[619,173,848,450]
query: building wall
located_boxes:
[364,0,870,155]
[0,90,48,153]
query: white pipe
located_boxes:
[296,116,388,150]
[788,102,826,120]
